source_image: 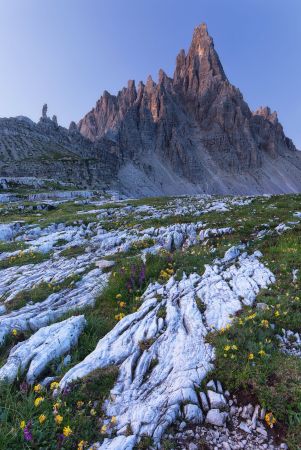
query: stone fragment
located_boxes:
[207,390,227,409]
[205,409,228,427]
[184,404,204,424]
[239,422,251,434]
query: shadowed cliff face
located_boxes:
[77,23,300,196]
[0,116,120,189]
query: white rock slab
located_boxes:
[0,269,109,344]
[0,315,86,384]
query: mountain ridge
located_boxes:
[0,23,300,197]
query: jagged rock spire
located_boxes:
[174,23,227,93]
[42,104,48,119]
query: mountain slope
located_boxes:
[79,23,301,196]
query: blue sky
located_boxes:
[0,0,300,147]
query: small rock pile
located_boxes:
[161,380,287,450]
[277,329,301,358]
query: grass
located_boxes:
[0,241,28,253]
[0,251,51,270]
[0,200,99,227]
[60,245,87,258]
[0,367,118,450]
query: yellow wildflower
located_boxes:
[20,420,26,430]
[224,345,231,352]
[116,294,122,299]
[248,353,254,360]
[261,320,269,328]
[90,408,97,416]
[39,414,46,424]
[53,402,60,411]
[231,345,238,350]
[100,424,107,434]
[50,381,59,390]
[115,313,125,321]
[258,349,266,357]
[274,310,280,317]
[55,414,63,425]
[34,396,44,407]
[78,441,87,450]
[12,329,18,336]
[119,301,126,308]
[246,313,257,321]
[111,416,117,424]
[77,400,84,408]
[63,426,73,437]
[33,384,42,393]
[265,412,276,428]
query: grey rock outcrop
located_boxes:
[0,110,119,189]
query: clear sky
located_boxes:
[0,0,300,147]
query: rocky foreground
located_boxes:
[0,186,301,449]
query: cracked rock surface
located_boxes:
[0,270,109,344]
[60,249,275,449]
[0,315,86,384]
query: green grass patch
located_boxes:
[0,251,51,270]
[60,245,87,258]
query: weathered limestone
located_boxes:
[0,270,109,344]
[0,315,86,384]
[60,248,275,449]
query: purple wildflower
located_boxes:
[61,385,71,396]
[57,433,66,448]
[19,381,29,394]
[139,264,146,288]
[23,422,33,442]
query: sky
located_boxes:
[0,0,300,147]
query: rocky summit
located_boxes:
[0,24,301,197]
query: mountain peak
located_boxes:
[191,22,211,45]
[174,23,227,92]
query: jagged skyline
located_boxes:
[0,0,300,148]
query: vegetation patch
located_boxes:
[60,245,87,258]
[0,250,51,270]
